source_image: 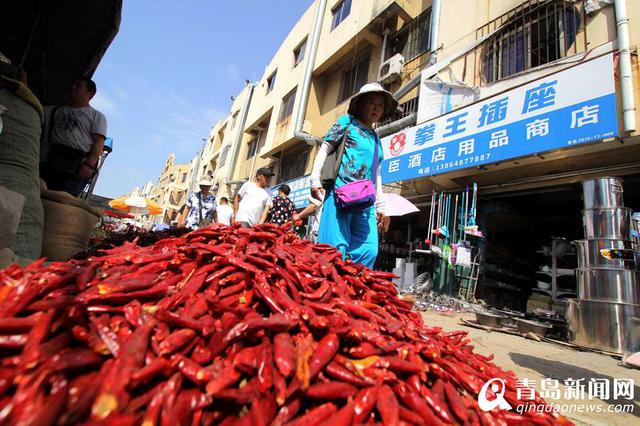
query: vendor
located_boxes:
[40,78,108,197]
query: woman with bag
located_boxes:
[309,83,397,268]
[185,177,217,230]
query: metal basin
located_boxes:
[582,177,624,209]
[566,298,640,354]
[475,311,507,328]
[576,268,639,303]
[515,319,552,337]
[582,207,632,240]
[574,239,636,269]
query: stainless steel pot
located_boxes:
[582,177,624,209]
[574,239,636,269]
[576,268,640,303]
[567,298,640,354]
[582,207,632,240]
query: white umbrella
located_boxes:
[383,193,420,217]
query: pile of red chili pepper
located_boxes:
[0,224,571,425]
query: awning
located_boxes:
[0,0,123,105]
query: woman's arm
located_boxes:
[309,141,332,189]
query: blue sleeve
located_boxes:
[323,114,352,147]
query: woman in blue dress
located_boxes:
[309,83,397,268]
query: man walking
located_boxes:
[216,197,234,225]
[41,77,107,197]
[233,167,273,227]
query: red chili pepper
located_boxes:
[394,383,443,426]
[272,398,301,426]
[285,402,337,426]
[305,381,357,400]
[257,337,275,393]
[398,405,425,424]
[444,380,469,423]
[324,361,373,387]
[91,323,152,419]
[274,332,296,378]
[130,357,170,389]
[158,329,196,356]
[308,332,339,379]
[376,384,400,426]
[353,386,378,424]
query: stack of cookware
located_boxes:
[567,177,640,354]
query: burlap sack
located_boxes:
[41,189,102,261]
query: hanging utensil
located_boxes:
[425,191,435,246]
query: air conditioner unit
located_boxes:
[378,54,404,84]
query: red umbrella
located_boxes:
[102,209,133,219]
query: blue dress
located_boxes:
[317,114,383,268]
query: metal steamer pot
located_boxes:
[582,177,624,209]
[582,207,632,240]
[576,268,640,303]
[573,239,636,269]
[567,298,640,354]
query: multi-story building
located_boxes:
[146,153,195,225]
[206,0,640,309]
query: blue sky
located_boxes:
[92,1,312,198]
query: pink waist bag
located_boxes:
[334,137,380,211]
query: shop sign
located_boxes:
[270,174,311,209]
[381,54,617,184]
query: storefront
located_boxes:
[379,52,640,315]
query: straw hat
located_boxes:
[347,82,398,121]
[199,177,213,187]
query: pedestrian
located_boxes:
[233,167,274,228]
[216,196,234,225]
[185,177,216,230]
[309,83,396,268]
[293,192,324,242]
[267,184,296,226]
[40,77,108,197]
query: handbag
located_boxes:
[334,132,380,211]
[198,192,212,227]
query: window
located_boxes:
[278,146,310,183]
[219,145,230,167]
[246,137,259,159]
[230,112,239,129]
[338,54,370,103]
[386,8,432,62]
[331,0,352,30]
[181,173,187,183]
[278,88,297,123]
[294,38,307,67]
[482,2,581,83]
[267,71,277,93]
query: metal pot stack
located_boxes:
[567,177,640,354]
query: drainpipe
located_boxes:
[380,28,390,66]
[294,0,328,146]
[225,81,255,184]
[615,0,636,133]
[428,0,442,66]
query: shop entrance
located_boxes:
[475,174,640,313]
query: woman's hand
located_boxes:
[377,212,390,232]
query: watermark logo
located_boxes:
[477,377,636,415]
[478,378,513,412]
